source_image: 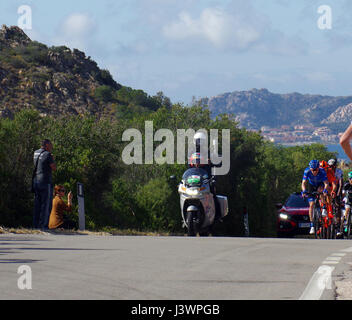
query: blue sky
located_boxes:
[1,0,352,104]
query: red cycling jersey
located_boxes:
[326,167,337,185]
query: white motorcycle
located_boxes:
[174,167,228,236]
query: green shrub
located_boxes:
[9,56,27,69]
[94,85,116,103]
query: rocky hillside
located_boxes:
[322,103,352,124]
[0,25,163,119]
[201,88,352,131]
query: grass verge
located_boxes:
[0,225,185,237]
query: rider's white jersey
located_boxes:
[335,168,343,180]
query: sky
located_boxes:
[1,0,352,104]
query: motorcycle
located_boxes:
[172,167,228,236]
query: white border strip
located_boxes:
[300,247,352,300]
[299,265,335,300]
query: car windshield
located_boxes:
[285,194,309,208]
[182,168,209,186]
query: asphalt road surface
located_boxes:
[1,233,352,300]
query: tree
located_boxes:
[94,85,116,103]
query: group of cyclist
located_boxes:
[301,158,352,237]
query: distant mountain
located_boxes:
[200,88,352,132]
[0,25,164,119]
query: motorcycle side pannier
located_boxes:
[216,195,229,218]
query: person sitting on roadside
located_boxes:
[301,160,329,235]
[49,185,76,230]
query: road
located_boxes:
[1,233,352,300]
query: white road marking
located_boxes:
[322,261,339,264]
[301,248,352,300]
[299,265,335,300]
[331,253,346,257]
[325,257,342,261]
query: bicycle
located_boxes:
[343,190,352,239]
[310,191,324,239]
[346,211,352,239]
[329,197,339,239]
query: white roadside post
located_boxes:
[77,183,85,231]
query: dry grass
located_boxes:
[0,226,113,236]
[0,226,183,237]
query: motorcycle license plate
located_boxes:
[299,222,311,228]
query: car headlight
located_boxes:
[186,188,200,196]
[280,213,289,220]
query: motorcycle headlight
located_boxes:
[186,188,200,196]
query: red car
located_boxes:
[277,192,311,237]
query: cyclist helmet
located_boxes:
[309,160,320,170]
[328,158,337,167]
[319,160,328,170]
[348,171,352,179]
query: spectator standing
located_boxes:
[32,139,56,230]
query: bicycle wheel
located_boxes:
[314,207,322,239]
[331,203,337,239]
[330,220,337,239]
[322,220,328,239]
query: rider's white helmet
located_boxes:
[328,158,337,167]
[194,131,207,143]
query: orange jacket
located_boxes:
[49,195,72,229]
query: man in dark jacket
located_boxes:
[32,139,56,230]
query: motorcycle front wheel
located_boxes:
[186,212,199,237]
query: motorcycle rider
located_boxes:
[301,160,329,235]
[189,132,222,221]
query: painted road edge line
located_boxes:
[300,247,352,300]
[299,265,335,300]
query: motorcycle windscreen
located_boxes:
[182,168,209,187]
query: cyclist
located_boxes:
[342,171,352,235]
[319,160,336,224]
[327,159,343,198]
[326,159,344,236]
[302,160,329,235]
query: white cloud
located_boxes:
[61,13,95,38]
[162,7,261,50]
[304,72,334,82]
[252,72,293,84]
[54,13,96,51]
